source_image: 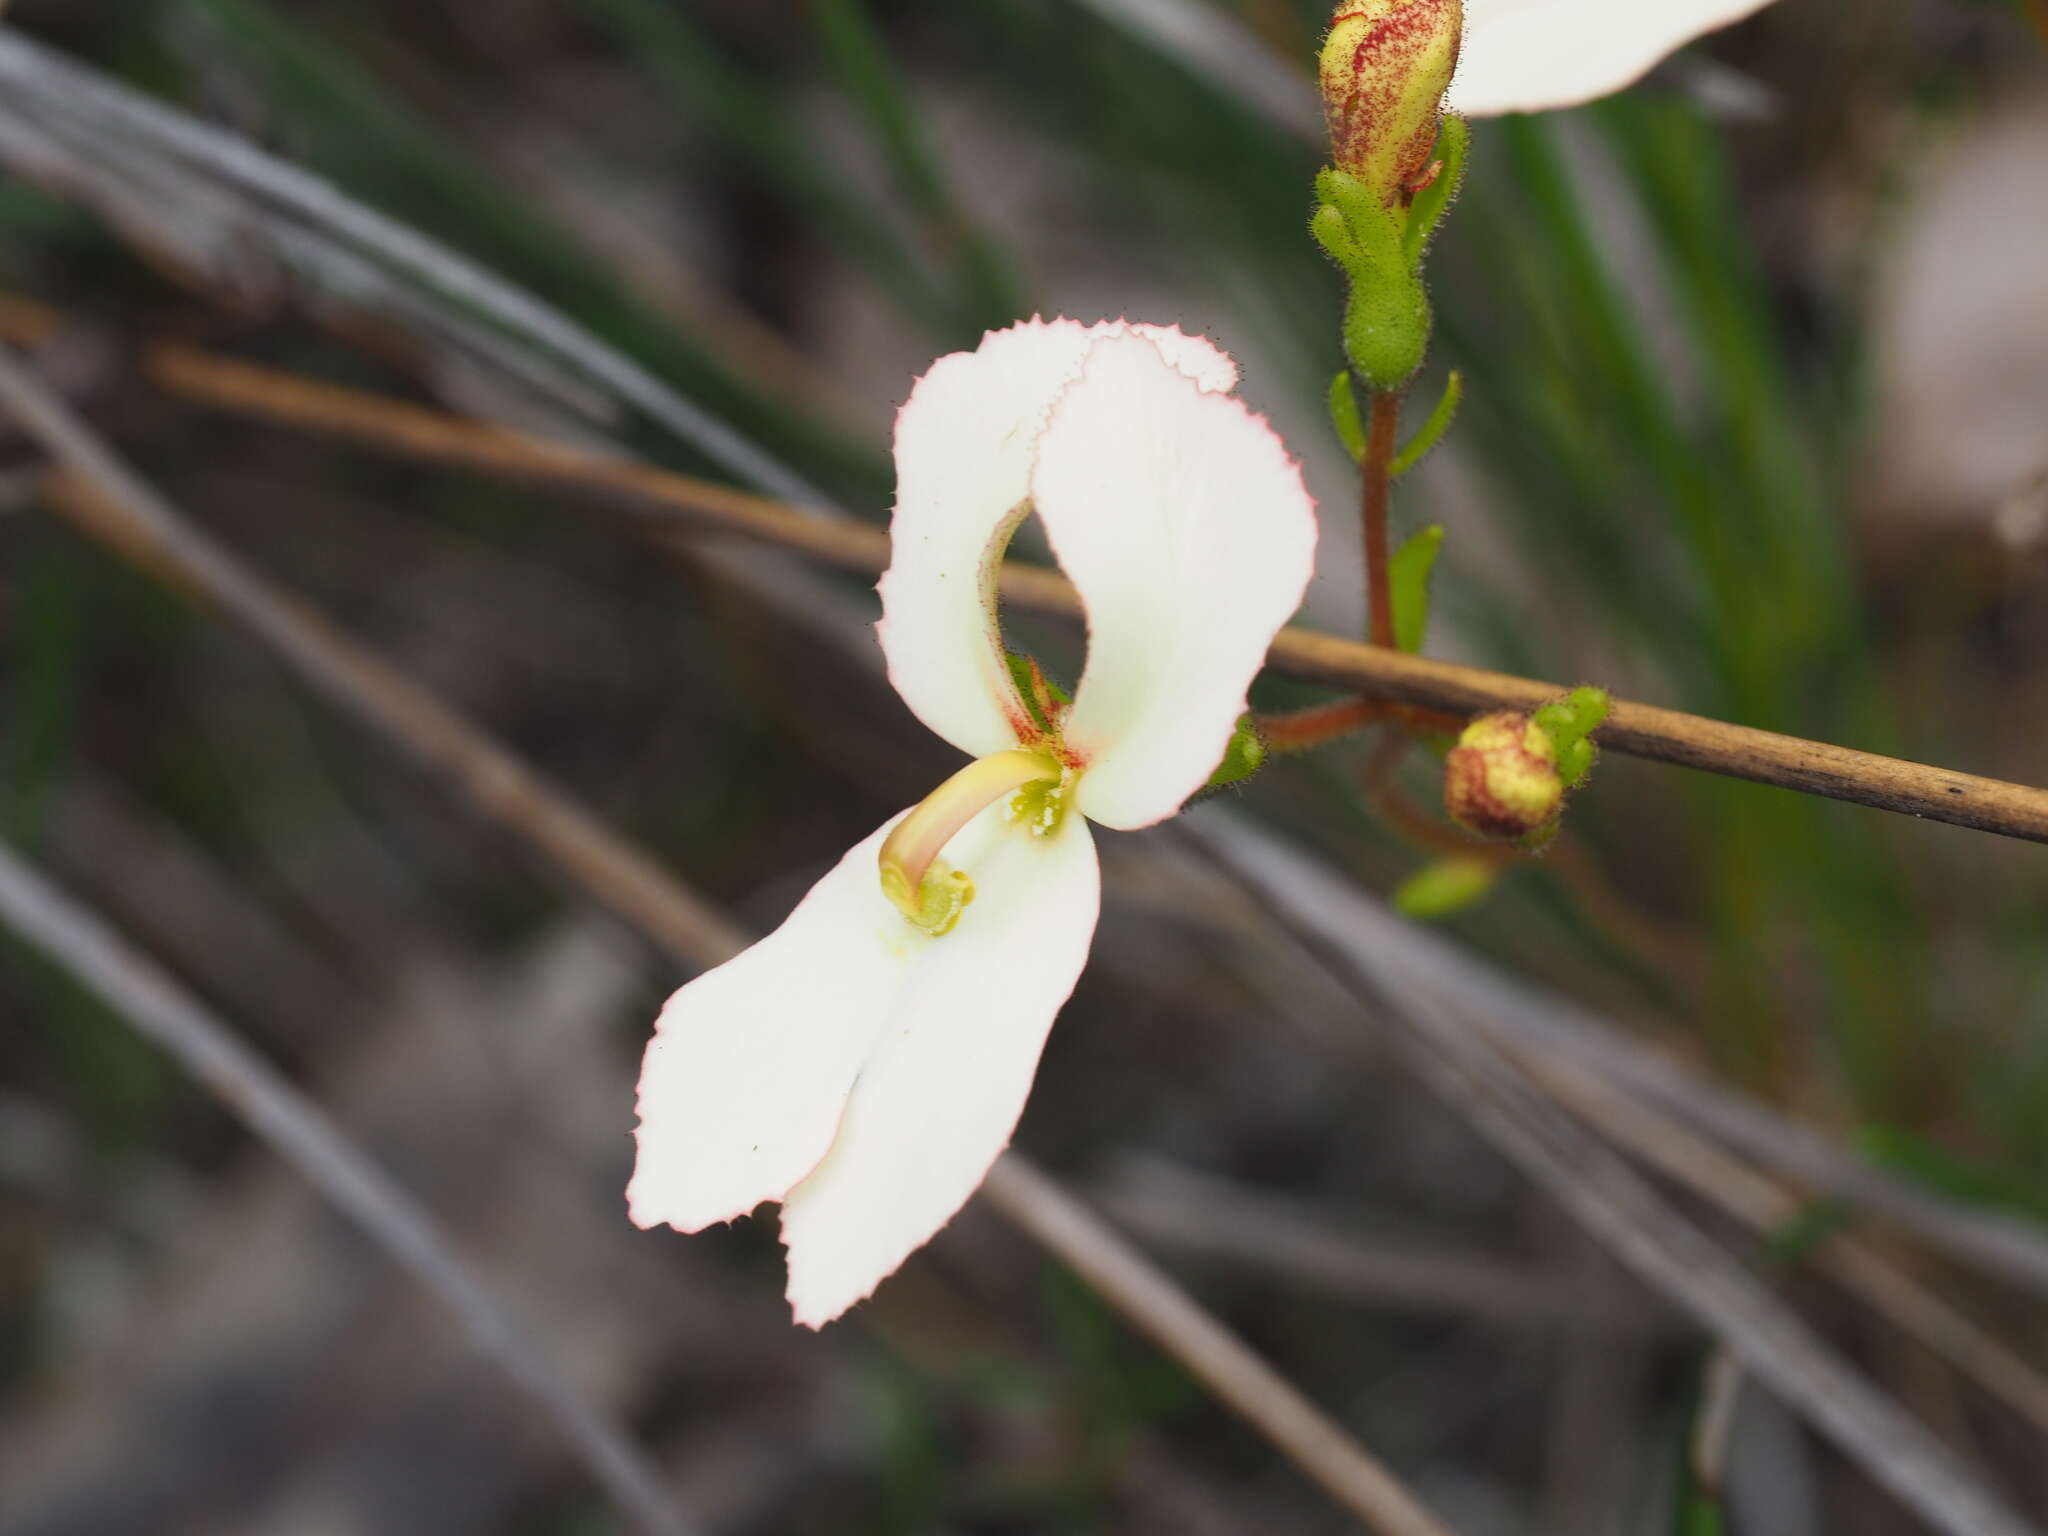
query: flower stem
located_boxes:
[1361,389,1402,649]
[1258,696,1463,754]
[1259,698,1386,753]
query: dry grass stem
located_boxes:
[1186,811,2044,1536]
[0,844,699,1536]
[1529,1056,2048,1439]
[21,315,2039,847]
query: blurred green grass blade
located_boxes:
[0,180,99,239]
[810,0,1023,330]
[1494,116,1741,649]
[169,0,888,505]
[1593,94,1857,654]
[2,542,86,848]
[1430,143,1713,677]
[575,0,968,343]
[1860,1125,2048,1223]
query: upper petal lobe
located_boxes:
[1031,334,1318,830]
[878,318,1240,758]
[1450,0,1776,116]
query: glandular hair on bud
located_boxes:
[1320,0,1462,201]
[1444,711,1563,841]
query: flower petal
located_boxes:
[780,809,1099,1328]
[1031,334,1317,830]
[878,318,1238,757]
[1449,0,1776,116]
[626,817,913,1234]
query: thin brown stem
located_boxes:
[5,298,2045,845]
[1362,389,1401,649]
[1256,697,1466,755]
[1259,697,1387,752]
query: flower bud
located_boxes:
[1320,0,1463,200]
[1444,711,1562,841]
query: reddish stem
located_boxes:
[1258,697,1465,755]
[1259,698,1387,753]
[1361,390,1402,649]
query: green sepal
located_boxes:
[1531,685,1610,786]
[1309,198,1357,266]
[1315,169,1431,391]
[1388,524,1445,654]
[1206,713,1267,788]
[1393,855,1497,919]
[1556,737,1594,787]
[1390,369,1463,478]
[1328,371,1366,463]
[1401,114,1470,270]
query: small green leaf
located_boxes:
[1533,686,1611,755]
[1206,714,1267,788]
[1390,369,1463,478]
[1388,524,1445,654]
[1394,856,1496,919]
[1309,200,1357,265]
[1328,371,1366,463]
[1556,736,1595,788]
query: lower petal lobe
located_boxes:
[780,809,1100,1327]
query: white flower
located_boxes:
[1449,0,1780,117]
[627,319,1318,1327]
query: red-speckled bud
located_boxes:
[1444,711,1563,841]
[1320,0,1463,199]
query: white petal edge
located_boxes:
[1449,0,1778,117]
[626,816,915,1234]
[1032,334,1317,831]
[878,318,1239,759]
[781,807,1100,1328]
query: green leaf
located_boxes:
[1388,524,1445,654]
[1328,371,1366,463]
[1394,856,1497,919]
[1390,369,1463,477]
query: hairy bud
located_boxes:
[1444,711,1563,841]
[1320,0,1463,200]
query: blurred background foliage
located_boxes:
[1,0,2045,1531]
